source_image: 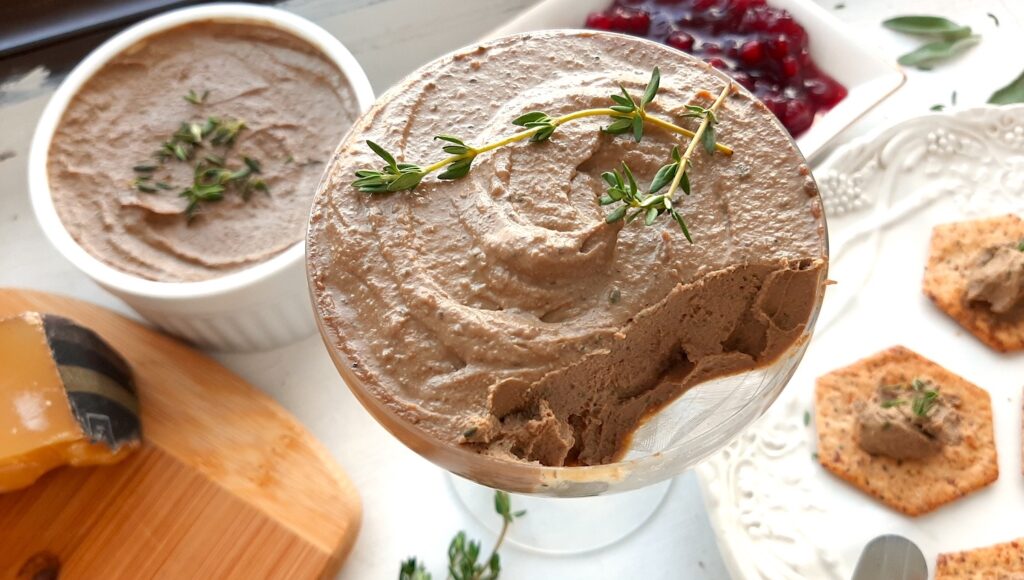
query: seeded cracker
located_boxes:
[814,346,997,516]
[936,537,1024,579]
[923,214,1024,352]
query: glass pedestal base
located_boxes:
[448,474,673,554]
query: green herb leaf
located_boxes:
[621,162,638,194]
[399,558,432,580]
[367,140,398,171]
[606,205,628,223]
[389,169,426,191]
[648,161,678,194]
[494,491,512,523]
[644,206,659,226]
[617,85,637,110]
[610,94,632,107]
[989,70,1024,104]
[883,15,973,40]
[602,117,633,134]
[1017,239,1024,252]
[930,104,946,111]
[512,111,547,125]
[701,123,717,155]
[642,66,661,106]
[632,114,644,142]
[244,156,262,173]
[897,35,980,69]
[673,210,692,242]
[438,158,473,180]
[803,410,811,426]
[135,180,158,194]
[183,89,208,105]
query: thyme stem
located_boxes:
[422,107,732,176]
[665,83,733,199]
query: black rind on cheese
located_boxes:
[42,314,136,394]
[67,392,141,449]
[41,314,141,449]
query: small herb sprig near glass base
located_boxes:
[353,68,733,241]
[399,491,525,580]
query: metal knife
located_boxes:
[851,535,928,580]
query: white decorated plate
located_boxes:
[696,105,1024,579]
[485,0,905,162]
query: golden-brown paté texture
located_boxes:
[48,21,359,282]
[924,214,1024,352]
[309,31,828,467]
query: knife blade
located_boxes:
[851,535,928,580]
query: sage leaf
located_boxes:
[883,15,972,40]
[897,35,980,69]
[988,70,1024,104]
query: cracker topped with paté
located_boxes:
[936,537,1024,579]
[924,214,1024,352]
[814,346,998,516]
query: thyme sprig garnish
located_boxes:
[184,89,209,105]
[600,82,731,241]
[354,68,733,193]
[881,378,941,418]
[399,491,525,580]
[132,90,268,220]
[180,155,267,218]
[353,68,733,241]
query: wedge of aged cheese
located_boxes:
[0,312,141,493]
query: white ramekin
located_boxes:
[29,3,374,352]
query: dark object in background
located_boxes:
[0,0,271,94]
[1,0,203,57]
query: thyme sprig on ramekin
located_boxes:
[352,68,734,240]
[131,90,268,221]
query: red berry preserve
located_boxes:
[585,0,847,137]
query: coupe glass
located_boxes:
[308,212,828,550]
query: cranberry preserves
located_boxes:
[585,0,848,137]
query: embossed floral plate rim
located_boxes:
[695,105,1024,580]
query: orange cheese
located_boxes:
[0,312,140,493]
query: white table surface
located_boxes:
[1,1,1021,578]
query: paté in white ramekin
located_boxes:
[29,3,374,352]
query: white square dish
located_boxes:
[485,0,905,161]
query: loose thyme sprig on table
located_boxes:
[353,68,734,241]
[399,490,525,580]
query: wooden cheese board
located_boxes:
[0,288,360,579]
